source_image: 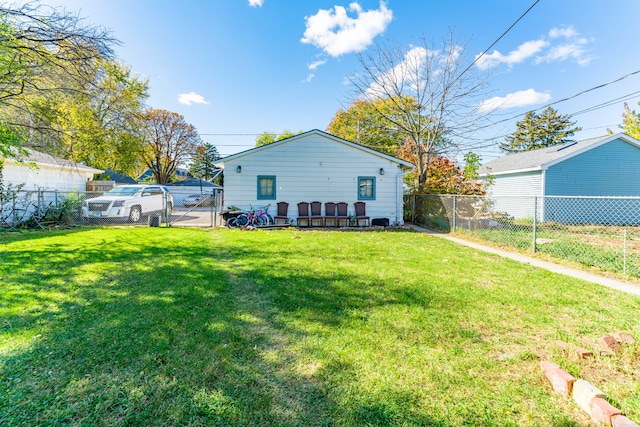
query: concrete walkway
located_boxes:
[411,225,640,297]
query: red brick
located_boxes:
[540,361,561,372]
[591,397,622,426]
[613,333,636,345]
[612,414,640,427]
[599,336,622,352]
[543,367,576,396]
[576,347,593,358]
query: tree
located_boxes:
[0,2,117,155]
[25,58,149,175]
[189,143,221,181]
[255,129,303,146]
[327,97,411,155]
[399,141,484,195]
[348,31,489,191]
[500,106,581,153]
[620,102,640,139]
[140,109,203,184]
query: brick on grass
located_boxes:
[543,368,576,396]
[573,379,605,414]
[599,335,622,352]
[613,333,636,345]
[540,361,561,372]
[576,346,593,358]
[612,415,640,427]
[591,397,622,426]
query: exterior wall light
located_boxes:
[236,165,242,173]
[379,168,385,175]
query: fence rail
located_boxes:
[0,188,224,230]
[404,194,640,278]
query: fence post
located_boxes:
[624,229,627,276]
[411,194,418,224]
[452,195,456,232]
[532,196,537,254]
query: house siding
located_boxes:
[221,133,407,224]
[4,161,98,192]
[486,171,542,219]
[545,139,640,196]
[542,139,640,224]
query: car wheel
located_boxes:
[129,206,142,223]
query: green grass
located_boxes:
[1,227,640,426]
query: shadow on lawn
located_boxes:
[0,228,455,426]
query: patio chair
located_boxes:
[297,202,310,227]
[273,202,289,225]
[324,202,337,227]
[336,202,349,227]
[310,201,323,227]
[354,201,370,226]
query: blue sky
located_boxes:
[38,0,640,161]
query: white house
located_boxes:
[214,129,414,225]
[3,148,103,191]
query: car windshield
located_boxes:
[105,187,141,197]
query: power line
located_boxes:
[455,0,540,81]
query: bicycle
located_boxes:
[255,204,273,226]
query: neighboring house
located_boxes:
[102,169,138,184]
[138,167,189,183]
[214,129,414,225]
[164,178,223,207]
[2,148,103,192]
[479,133,640,223]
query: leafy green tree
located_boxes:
[255,129,303,146]
[620,102,640,139]
[327,97,411,155]
[0,3,116,156]
[189,143,221,181]
[500,106,581,153]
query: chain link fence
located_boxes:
[405,194,640,278]
[1,188,224,230]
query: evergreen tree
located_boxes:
[189,143,221,181]
[500,106,581,153]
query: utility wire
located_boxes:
[455,0,540,82]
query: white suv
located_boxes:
[82,185,173,223]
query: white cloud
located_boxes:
[248,0,263,7]
[476,25,594,69]
[302,73,315,83]
[308,59,327,70]
[548,25,577,39]
[301,1,393,57]
[365,45,462,97]
[475,39,549,70]
[535,41,595,66]
[478,89,551,112]
[178,92,210,106]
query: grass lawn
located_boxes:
[1,227,639,426]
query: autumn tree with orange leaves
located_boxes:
[140,109,203,184]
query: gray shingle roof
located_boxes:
[7,148,103,173]
[479,134,619,175]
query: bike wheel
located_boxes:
[227,217,237,228]
[235,214,249,228]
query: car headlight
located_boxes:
[112,200,125,207]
